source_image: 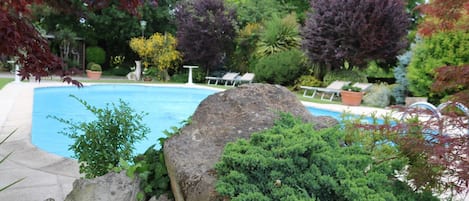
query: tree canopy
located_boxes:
[301,0,410,75]
[0,0,152,86]
[175,0,236,74]
[417,0,469,36]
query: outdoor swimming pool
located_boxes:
[32,84,344,158]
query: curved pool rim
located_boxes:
[31,83,389,158]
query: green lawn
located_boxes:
[0,78,13,89]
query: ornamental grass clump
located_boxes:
[49,95,150,178]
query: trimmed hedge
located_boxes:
[86,46,106,65]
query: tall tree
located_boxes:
[0,0,149,86]
[301,0,410,76]
[0,0,74,84]
[226,0,286,27]
[175,0,236,74]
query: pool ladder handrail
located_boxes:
[401,101,468,135]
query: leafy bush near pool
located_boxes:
[253,49,307,86]
[86,46,106,65]
[215,113,435,200]
[363,83,392,108]
[113,118,190,200]
[112,66,131,76]
[292,75,322,91]
[119,144,172,201]
[171,69,205,83]
[49,95,150,178]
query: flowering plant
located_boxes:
[110,56,125,68]
[129,32,181,81]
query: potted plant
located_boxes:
[86,62,102,80]
[340,83,364,106]
[142,66,154,82]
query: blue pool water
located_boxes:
[32,85,345,158]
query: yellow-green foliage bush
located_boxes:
[407,31,469,97]
[292,75,322,91]
[129,33,181,73]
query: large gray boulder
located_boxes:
[64,171,140,201]
[164,84,338,201]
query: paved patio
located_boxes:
[0,81,79,201]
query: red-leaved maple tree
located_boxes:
[0,0,148,86]
[417,0,469,36]
[356,105,469,195]
[431,65,469,106]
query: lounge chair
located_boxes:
[352,82,373,92]
[205,72,239,85]
[300,80,351,101]
[233,73,255,86]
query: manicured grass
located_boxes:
[0,78,14,89]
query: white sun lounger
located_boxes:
[300,80,351,101]
[233,73,255,86]
[205,72,239,85]
[352,82,373,92]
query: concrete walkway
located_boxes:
[0,81,80,201]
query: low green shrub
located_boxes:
[363,83,392,107]
[112,66,131,76]
[169,73,187,83]
[364,61,394,78]
[342,83,362,92]
[114,118,191,200]
[253,49,307,86]
[88,63,102,71]
[128,144,172,201]
[216,113,435,200]
[86,62,95,69]
[49,95,150,178]
[323,69,367,86]
[86,46,106,65]
[292,75,322,91]
[171,69,205,83]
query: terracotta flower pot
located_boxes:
[86,70,102,80]
[340,90,364,106]
[143,76,153,82]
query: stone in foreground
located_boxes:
[64,171,140,201]
[164,84,338,201]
